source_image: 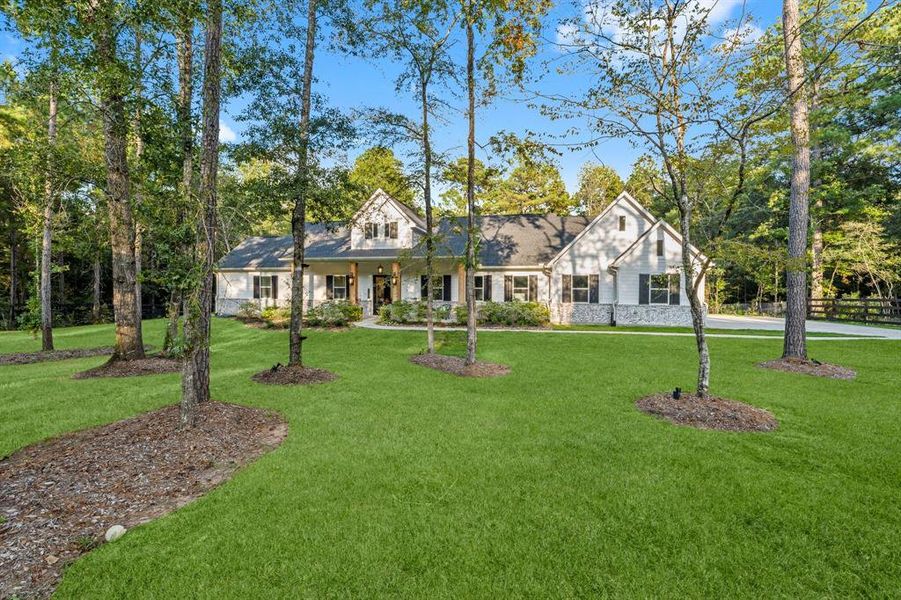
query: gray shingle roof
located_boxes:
[217,215,591,269]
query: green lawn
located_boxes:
[2,319,900,598]
[550,324,866,337]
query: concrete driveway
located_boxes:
[708,314,901,339]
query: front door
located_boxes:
[373,275,392,311]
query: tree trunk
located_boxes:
[8,228,17,329]
[464,14,477,366]
[679,197,710,397]
[133,30,144,324]
[289,0,317,367]
[93,1,144,361]
[809,81,824,300]
[421,80,435,354]
[162,290,181,356]
[40,78,57,351]
[781,0,810,360]
[92,252,101,322]
[181,0,222,427]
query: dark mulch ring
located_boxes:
[72,355,181,379]
[0,347,115,367]
[0,401,288,599]
[758,357,857,380]
[251,363,338,385]
[636,393,778,432]
[410,353,511,378]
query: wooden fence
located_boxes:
[808,297,901,325]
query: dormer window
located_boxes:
[656,230,665,257]
[387,222,398,239]
[618,215,626,231]
[365,222,379,239]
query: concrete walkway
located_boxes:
[707,314,901,340]
[356,316,898,341]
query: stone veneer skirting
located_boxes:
[552,303,702,326]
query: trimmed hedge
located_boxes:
[378,301,452,324]
[306,302,363,327]
[455,301,550,327]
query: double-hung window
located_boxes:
[512,276,530,301]
[639,273,680,305]
[253,275,278,299]
[474,275,492,301]
[561,274,599,303]
[387,222,398,239]
[365,222,379,239]
[331,275,347,300]
[571,275,590,303]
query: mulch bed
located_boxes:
[758,357,856,380]
[410,353,511,378]
[0,401,287,600]
[72,356,181,379]
[0,347,115,367]
[251,363,338,385]
[636,392,778,432]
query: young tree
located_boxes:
[181,0,222,426]
[349,0,459,354]
[552,0,766,397]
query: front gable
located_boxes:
[549,192,657,272]
[349,189,423,251]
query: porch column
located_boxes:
[350,262,359,305]
[457,262,466,304]
[391,261,401,302]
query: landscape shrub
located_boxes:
[379,301,451,324]
[305,302,363,327]
[236,301,261,322]
[260,306,291,328]
[454,301,550,327]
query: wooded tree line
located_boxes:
[0,0,897,410]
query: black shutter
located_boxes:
[443,275,452,301]
[639,274,649,305]
[326,275,334,300]
[365,223,372,239]
[421,275,428,300]
[669,274,681,305]
[562,275,572,303]
[484,275,492,301]
[528,275,538,302]
[253,275,261,299]
[589,274,599,303]
[271,275,278,299]
[389,222,398,239]
[504,276,512,302]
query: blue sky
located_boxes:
[1,0,785,193]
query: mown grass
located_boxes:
[1,318,899,598]
[550,323,865,336]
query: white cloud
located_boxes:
[219,121,237,143]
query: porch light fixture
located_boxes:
[391,275,398,285]
[377,264,384,275]
[347,274,354,285]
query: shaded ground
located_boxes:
[251,363,337,385]
[758,357,857,380]
[0,401,287,599]
[636,393,779,432]
[410,353,510,377]
[0,347,115,366]
[73,356,181,379]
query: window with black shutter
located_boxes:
[326,275,334,300]
[484,275,492,301]
[443,275,452,301]
[420,275,428,300]
[589,274,599,303]
[528,275,538,302]
[504,276,512,301]
[562,274,572,303]
[271,275,278,299]
[388,222,398,239]
[656,238,664,257]
[669,274,681,305]
[618,215,626,231]
[253,275,261,299]
[638,274,649,304]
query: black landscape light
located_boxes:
[673,387,682,400]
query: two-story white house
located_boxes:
[215,189,707,326]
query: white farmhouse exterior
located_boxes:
[215,189,708,326]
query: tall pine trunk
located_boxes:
[781,0,810,360]
[8,228,17,329]
[464,14,477,366]
[93,0,144,361]
[421,79,435,354]
[40,77,57,351]
[288,0,317,367]
[181,0,222,427]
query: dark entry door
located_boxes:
[373,275,392,310]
